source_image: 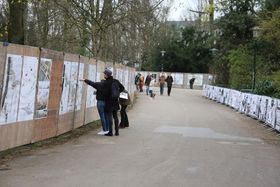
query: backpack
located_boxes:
[111,80,120,98]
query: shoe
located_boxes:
[119,125,125,129]
[97,131,104,135]
[105,132,113,136]
[124,124,129,128]
[115,132,119,136]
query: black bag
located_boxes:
[111,80,120,98]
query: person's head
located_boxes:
[103,68,112,79]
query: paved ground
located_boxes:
[1,88,280,187]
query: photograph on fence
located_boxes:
[17,56,38,121]
[187,74,203,86]
[35,58,52,118]
[60,61,78,114]
[0,54,23,124]
[171,73,183,85]
[86,64,96,108]
[75,63,84,111]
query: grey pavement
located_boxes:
[1,88,280,187]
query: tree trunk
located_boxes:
[8,0,26,44]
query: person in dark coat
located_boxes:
[190,78,195,89]
[119,90,131,128]
[80,79,109,135]
[145,74,152,95]
[165,75,173,96]
[103,69,125,136]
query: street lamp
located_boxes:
[160,50,166,72]
[252,26,260,91]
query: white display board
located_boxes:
[265,98,276,128]
[59,61,78,115]
[203,85,280,133]
[171,73,183,85]
[248,94,261,119]
[75,63,84,111]
[86,64,97,108]
[187,74,203,86]
[275,100,280,132]
[17,56,39,121]
[0,54,23,124]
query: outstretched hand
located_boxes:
[79,78,85,81]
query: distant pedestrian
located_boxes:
[159,74,166,95]
[135,73,140,91]
[165,75,173,96]
[145,74,152,95]
[139,74,144,92]
[190,78,195,89]
[103,69,125,136]
[119,90,131,128]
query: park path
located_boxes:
[1,88,280,187]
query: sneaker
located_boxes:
[97,131,105,135]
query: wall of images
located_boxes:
[203,85,280,132]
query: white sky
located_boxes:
[167,0,197,21]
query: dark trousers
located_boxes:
[120,105,129,127]
[167,86,172,96]
[106,110,119,134]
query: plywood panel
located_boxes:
[85,107,99,125]
[57,112,74,135]
[0,42,7,104]
[73,56,88,128]
[32,48,64,142]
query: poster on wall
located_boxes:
[86,64,96,108]
[171,73,183,85]
[75,63,84,111]
[275,100,280,132]
[67,62,78,112]
[258,96,270,122]
[124,70,129,90]
[265,98,276,128]
[248,94,261,119]
[17,56,39,121]
[0,54,23,124]
[59,61,78,114]
[35,58,52,118]
[187,74,203,86]
[96,72,101,82]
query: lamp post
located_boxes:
[160,50,166,73]
[252,26,260,91]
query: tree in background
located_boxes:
[7,0,27,44]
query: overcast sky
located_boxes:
[167,0,198,21]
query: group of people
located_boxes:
[135,72,197,96]
[135,73,174,96]
[80,69,130,136]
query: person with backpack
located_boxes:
[103,69,124,136]
[79,79,109,135]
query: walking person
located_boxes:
[134,73,140,91]
[139,74,144,92]
[103,69,125,136]
[80,79,109,135]
[159,74,166,95]
[119,90,131,128]
[165,74,173,96]
[145,74,152,95]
